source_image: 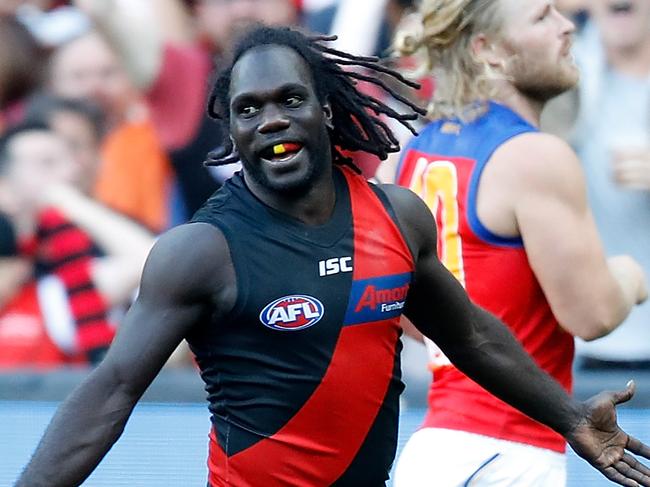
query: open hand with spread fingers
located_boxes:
[566,381,650,486]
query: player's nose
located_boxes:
[257,104,291,134]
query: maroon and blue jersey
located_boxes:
[397,101,574,452]
[190,166,414,486]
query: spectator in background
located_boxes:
[73,0,302,220]
[2,1,88,46]
[0,215,95,369]
[542,0,650,369]
[0,212,31,309]
[0,122,154,369]
[0,0,60,16]
[25,94,105,195]
[306,0,423,180]
[48,29,172,232]
[306,0,414,57]
[193,0,301,52]
[0,16,46,132]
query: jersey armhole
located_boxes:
[466,129,533,248]
[192,218,250,326]
[369,184,417,263]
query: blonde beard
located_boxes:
[505,50,579,103]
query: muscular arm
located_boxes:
[480,133,646,340]
[16,223,234,487]
[382,184,585,435]
[386,184,650,485]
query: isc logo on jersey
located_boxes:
[318,257,352,276]
[259,295,325,331]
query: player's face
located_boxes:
[498,0,579,102]
[590,0,650,51]
[229,45,332,195]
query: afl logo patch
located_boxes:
[260,295,324,331]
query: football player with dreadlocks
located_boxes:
[17,25,650,487]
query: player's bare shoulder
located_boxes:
[139,222,237,308]
[490,131,584,193]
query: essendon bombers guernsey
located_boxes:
[397,101,574,453]
[190,166,414,486]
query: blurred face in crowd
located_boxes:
[0,0,55,15]
[0,130,79,217]
[49,32,135,123]
[590,0,650,52]
[0,16,43,109]
[195,0,298,52]
[48,110,101,194]
[494,0,579,102]
[0,0,23,15]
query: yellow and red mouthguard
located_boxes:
[272,143,302,155]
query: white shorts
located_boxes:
[393,428,566,487]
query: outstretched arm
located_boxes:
[16,223,233,487]
[382,183,650,486]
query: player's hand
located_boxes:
[566,381,650,486]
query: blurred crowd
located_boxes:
[0,0,649,372]
[0,0,419,370]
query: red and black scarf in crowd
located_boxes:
[22,208,115,364]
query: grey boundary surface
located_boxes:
[4,367,650,486]
[3,367,650,407]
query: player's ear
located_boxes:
[471,33,506,72]
[322,102,333,130]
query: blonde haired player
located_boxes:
[393,0,648,485]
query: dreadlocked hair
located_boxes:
[205,25,426,171]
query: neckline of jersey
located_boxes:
[240,167,352,248]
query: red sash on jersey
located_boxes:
[207,167,415,486]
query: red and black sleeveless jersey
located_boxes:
[189,167,414,486]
